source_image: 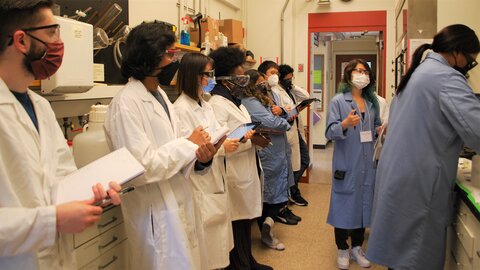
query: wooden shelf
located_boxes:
[175,43,200,52]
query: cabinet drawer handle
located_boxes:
[98,236,118,250]
[459,212,467,217]
[456,232,463,237]
[98,256,117,270]
[97,216,118,229]
[451,250,462,267]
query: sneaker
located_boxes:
[261,217,286,250]
[351,246,371,268]
[337,249,350,270]
[289,195,309,206]
[284,207,302,222]
[274,207,298,225]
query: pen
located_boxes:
[94,186,135,207]
[260,134,273,146]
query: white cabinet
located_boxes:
[445,198,480,270]
[73,205,128,269]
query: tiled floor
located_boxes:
[251,145,387,270]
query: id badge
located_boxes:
[360,131,373,143]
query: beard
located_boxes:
[23,41,45,75]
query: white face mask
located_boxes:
[268,74,279,86]
[351,74,370,89]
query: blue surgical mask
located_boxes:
[202,77,216,93]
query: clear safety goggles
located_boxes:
[216,75,250,87]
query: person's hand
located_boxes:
[223,138,240,153]
[251,133,271,148]
[56,199,102,233]
[188,126,210,146]
[288,114,298,122]
[271,105,282,116]
[376,125,384,135]
[242,130,255,141]
[341,109,360,130]
[92,182,122,207]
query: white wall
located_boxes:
[437,0,480,92]
[129,0,243,31]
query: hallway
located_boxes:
[252,147,387,270]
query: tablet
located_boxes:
[294,98,318,112]
[227,122,261,140]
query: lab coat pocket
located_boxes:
[332,170,355,194]
[201,193,229,227]
[153,210,193,270]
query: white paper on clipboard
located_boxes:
[52,147,145,204]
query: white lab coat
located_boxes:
[290,85,310,140]
[0,79,76,270]
[104,79,201,270]
[272,85,300,171]
[209,95,262,221]
[375,93,389,124]
[174,93,233,270]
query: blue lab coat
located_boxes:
[366,52,480,269]
[241,94,292,204]
[325,92,381,229]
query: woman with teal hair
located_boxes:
[325,59,382,270]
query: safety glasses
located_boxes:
[465,54,478,70]
[200,70,215,78]
[7,24,60,46]
[164,49,181,59]
[216,75,250,87]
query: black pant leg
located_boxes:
[350,228,366,247]
[334,227,350,250]
[291,132,310,197]
[227,219,252,270]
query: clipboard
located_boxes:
[52,147,145,204]
[227,122,261,141]
[292,98,319,115]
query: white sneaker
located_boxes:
[351,246,371,268]
[261,217,286,251]
[337,249,350,269]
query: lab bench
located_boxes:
[444,183,480,270]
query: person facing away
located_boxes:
[173,52,234,270]
[366,24,480,270]
[0,1,121,269]
[104,22,222,270]
[325,58,382,270]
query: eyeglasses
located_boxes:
[352,68,370,75]
[164,49,181,59]
[7,24,60,46]
[200,70,215,78]
[465,54,478,70]
[216,75,250,87]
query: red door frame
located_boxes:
[303,11,387,183]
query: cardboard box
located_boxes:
[190,17,219,45]
[219,19,243,44]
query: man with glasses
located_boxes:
[0,1,121,270]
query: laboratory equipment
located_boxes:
[41,16,93,94]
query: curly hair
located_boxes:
[338,58,379,115]
[243,69,273,107]
[121,22,176,80]
[208,47,245,77]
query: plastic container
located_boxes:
[180,17,191,45]
[72,105,111,168]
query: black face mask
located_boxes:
[157,61,179,85]
[225,81,245,98]
[280,78,293,91]
[454,53,478,78]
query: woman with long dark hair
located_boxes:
[366,24,480,270]
[325,58,381,270]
